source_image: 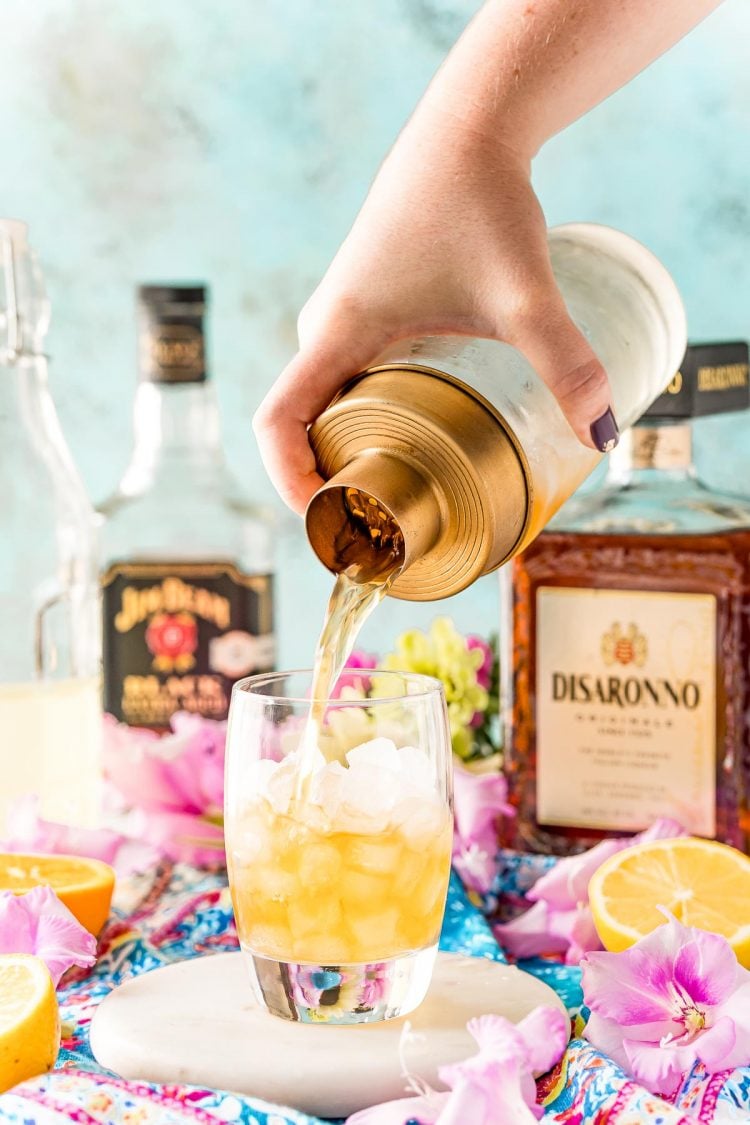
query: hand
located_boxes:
[254,116,612,515]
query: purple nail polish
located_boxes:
[590,407,619,453]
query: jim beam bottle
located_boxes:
[99,285,275,729]
[505,342,750,854]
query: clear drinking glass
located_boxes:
[225,670,453,1024]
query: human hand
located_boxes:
[254,114,613,515]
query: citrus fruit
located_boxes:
[0,854,115,935]
[0,954,60,1093]
[589,836,750,965]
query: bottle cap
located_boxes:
[137,283,208,383]
[643,341,749,420]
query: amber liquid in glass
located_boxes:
[507,527,750,855]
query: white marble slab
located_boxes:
[90,951,566,1119]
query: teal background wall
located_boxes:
[1,1,748,665]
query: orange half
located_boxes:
[0,853,115,936]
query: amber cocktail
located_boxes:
[225,671,453,1024]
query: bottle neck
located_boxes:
[125,379,224,484]
[607,422,695,486]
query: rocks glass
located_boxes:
[225,670,453,1024]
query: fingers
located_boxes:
[253,331,382,515]
[508,290,618,452]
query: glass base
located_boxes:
[242,943,438,1024]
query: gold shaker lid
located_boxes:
[306,366,530,601]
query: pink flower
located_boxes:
[3,796,158,877]
[346,1005,568,1124]
[345,651,378,671]
[452,762,513,895]
[582,910,750,1097]
[495,819,684,964]
[466,637,493,691]
[0,886,96,987]
[103,712,227,867]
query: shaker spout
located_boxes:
[305,451,440,584]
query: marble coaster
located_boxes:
[90,951,566,1119]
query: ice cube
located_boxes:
[265,758,298,814]
[340,867,389,905]
[298,842,343,888]
[346,835,402,876]
[245,758,280,798]
[410,862,449,917]
[398,746,435,793]
[347,905,400,956]
[294,933,352,965]
[393,794,447,846]
[340,761,396,821]
[246,922,294,960]
[346,737,403,775]
[309,760,347,819]
[393,847,427,898]
[288,893,343,939]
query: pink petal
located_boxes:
[517,1006,569,1074]
[494,901,572,960]
[712,981,750,1070]
[346,1093,445,1124]
[528,838,623,910]
[138,808,225,867]
[453,844,498,896]
[0,886,96,987]
[564,905,603,964]
[0,894,34,954]
[673,928,741,1007]
[583,1012,632,1074]
[582,920,690,1028]
[528,819,684,911]
[623,1037,698,1097]
[635,818,685,843]
[466,637,493,691]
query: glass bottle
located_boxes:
[305,223,687,600]
[505,342,750,854]
[0,219,101,827]
[99,285,275,730]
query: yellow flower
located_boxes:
[378,618,488,759]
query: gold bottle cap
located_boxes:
[306,367,530,601]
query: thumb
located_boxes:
[509,291,619,452]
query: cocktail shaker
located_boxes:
[305,223,686,601]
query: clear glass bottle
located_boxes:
[99,285,275,730]
[0,219,101,827]
[506,342,750,853]
[305,223,687,600]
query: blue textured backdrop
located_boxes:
[1,1,748,665]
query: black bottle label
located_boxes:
[102,561,274,728]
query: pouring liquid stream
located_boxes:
[295,488,405,794]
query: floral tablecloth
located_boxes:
[1,860,749,1125]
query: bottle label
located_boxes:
[102,561,274,728]
[535,586,717,836]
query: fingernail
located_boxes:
[590,407,619,453]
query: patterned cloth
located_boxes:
[1,859,750,1124]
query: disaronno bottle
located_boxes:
[0,219,100,827]
[305,224,687,599]
[506,342,750,854]
[99,285,274,729]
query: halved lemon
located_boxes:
[0,853,115,936]
[589,836,750,966]
[0,954,60,1093]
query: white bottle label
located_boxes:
[535,586,717,836]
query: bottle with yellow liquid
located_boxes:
[0,219,101,828]
[305,223,687,599]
